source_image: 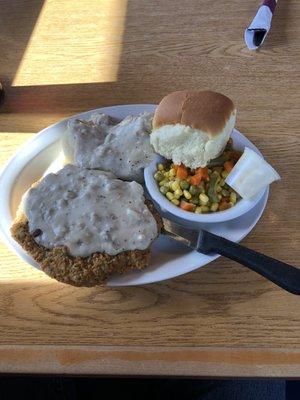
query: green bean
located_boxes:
[154,158,241,213]
[207,171,220,203]
[207,154,230,167]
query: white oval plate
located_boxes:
[0,105,268,286]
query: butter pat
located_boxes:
[225,147,280,199]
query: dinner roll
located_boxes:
[151,90,236,169]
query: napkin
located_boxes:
[244,0,278,50]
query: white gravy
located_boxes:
[24,165,158,257]
[64,112,155,182]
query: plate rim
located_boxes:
[0,105,157,267]
[108,187,269,286]
[0,104,269,286]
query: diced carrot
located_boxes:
[195,167,209,181]
[219,201,231,211]
[224,160,234,172]
[190,174,202,186]
[180,200,196,212]
[189,167,209,185]
[176,164,188,180]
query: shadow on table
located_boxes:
[0,0,262,125]
[0,0,289,320]
[1,0,166,117]
[0,0,45,90]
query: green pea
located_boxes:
[189,185,200,196]
[180,180,190,190]
[154,171,164,182]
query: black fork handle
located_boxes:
[199,230,300,295]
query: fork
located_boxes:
[163,218,300,295]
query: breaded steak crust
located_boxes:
[11,201,161,287]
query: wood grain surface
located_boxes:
[0,0,299,377]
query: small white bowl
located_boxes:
[145,129,266,225]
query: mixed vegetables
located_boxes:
[154,142,242,213]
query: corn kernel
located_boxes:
[160,186,168,195]
[217,194,222,201]
[169,168,176,177]
[210,203,219,212]
[199,193,209,205]
[171,181,180,191]
[158,163,164,171]
[164,181,171,189]
[171,198,180,206]
[169,181,174,192]
[229,202,234,207]
[220,179,225,187]
[216,186,222,193]
[221,170,229,178]
[174,188,183,199]
[166,192,174,200]
[159,180,166,186]
[195,207,202,214]
[183,190,192,200]
[201,205,210,213]
[154,171,164,181]
[230,192,237,204]
[221,189,230,197]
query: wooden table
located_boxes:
[0,0,299,377]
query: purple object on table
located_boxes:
[244,0,278,50]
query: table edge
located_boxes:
[0,345,299,377]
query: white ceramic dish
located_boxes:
[144,130,265,226]
[0,104,269,286]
